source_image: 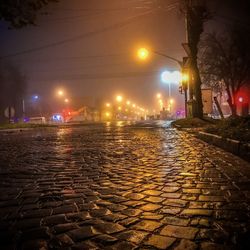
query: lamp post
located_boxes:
[137,48,188,117]
[153,50,183,67]
[161,71,171,99]
[22,95,40,120]
[161,70,181,113]
[22,99,25,119]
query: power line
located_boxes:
[51,7,151,12]
[0,9,156,60]
[0,1,178,60]
[43,8,150,23]
[50,0,172,12]
[28,70,164,81]
[25,61,134,73]
[15,53,127,63]
[47,2,178,23]
[43,11,106,22]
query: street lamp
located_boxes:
[137,47,182,66]
[22,94,40,119]
[58,90,64,97]
[137,47,188,117]
[116,95,123,102]
[161,70,181,99]
[156,93,162,99]
[137,48,149,61]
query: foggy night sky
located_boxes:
[0,0,248,112]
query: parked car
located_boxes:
[27,117,46,124]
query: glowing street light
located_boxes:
[64,98,69,103]
[161,70,181,84]
[172,71,182,83]
[116,95,123,102]
[161,71,172,84]
[106,103,111,107]
[161,70,181,99]
[118,106,122,111]
[135,47,186,117]
[126,100,131,105]
[156,93,162,99]
[58,90,64,97]
[137,48,149,61]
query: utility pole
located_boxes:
[22,99,25,120]
[181,57,189,118]
[181,0,192,118]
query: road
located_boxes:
[0,121,249,250]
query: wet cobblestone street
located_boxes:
[0,122,250,250]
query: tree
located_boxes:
[0,0,57,28]
[0,62,27,122]
[180,0,210,118]
[199,29,250,116]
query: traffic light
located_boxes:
[181,71,189,91]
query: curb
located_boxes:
[0,128,34,133]
[197,131,250,162]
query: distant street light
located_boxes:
[137,47,182,66]
[161,70,181,99]
[136,47,187,117]
[137,48,149,61]
[156,93,162,99]
[64,98,69,103]
[58,90,64,96]
[106,103,111,107]
[22,94,41,119]
[116,95,123,102]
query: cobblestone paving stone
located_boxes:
[0,122,250,249]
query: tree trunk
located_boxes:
[192,60,203,118]
[226,87,237,116]
[231,89,238,116]
[186,2,206,119]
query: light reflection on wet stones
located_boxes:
[0,124,249,249]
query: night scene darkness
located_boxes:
[0,1,250,249]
